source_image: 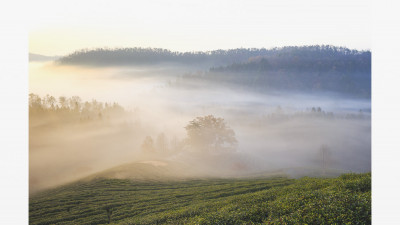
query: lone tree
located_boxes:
[185,115,237,152]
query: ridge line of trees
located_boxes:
[29,93,126,123]
[57,45,370,67]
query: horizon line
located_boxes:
[30,44,371,57]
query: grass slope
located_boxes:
[29,173,370,224]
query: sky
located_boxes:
[29,0,371,56]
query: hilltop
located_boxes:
[57,45,370,68]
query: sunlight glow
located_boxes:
[29,0,370,56]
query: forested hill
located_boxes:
[172,46,370,98]
[58,46,371,98]
[57,45,370,68]
[200,46,371,98]
[58,47,267,66]
[210,46,370,74]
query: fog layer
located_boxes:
[29,61,370,194]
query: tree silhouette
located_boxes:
[29,93,42,110]
[185,115,237,152]
[58,96,67,109]
[141,136,155,153]
[29,93,127,123]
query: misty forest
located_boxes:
[29,45,371,224]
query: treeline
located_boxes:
[174,68,370,98]
[58,47,266,66]
[57,45,371,98]
[57,45,369,68]
[140,133,183,156]
[173,46,370,98]
[210,45,370,73]
[259,106,369,124]
[57,47,270,66]
[29,93,126,123]
[140,115,237,156]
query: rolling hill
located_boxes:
[29,172,370,224]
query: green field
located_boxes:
[29,173,370,224]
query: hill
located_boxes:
[203,46,371,98]
[177,62,371,98]
[170,46,371,98]
[57,45,370,68]
[56,46,371,98]
[82,160,209,181]
[29,173,370,224]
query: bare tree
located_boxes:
[69,96,82,112]
[58,96,68,109]
[45,95,56,109]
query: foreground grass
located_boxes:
[29,173,370,224]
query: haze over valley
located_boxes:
[29,45,371,194]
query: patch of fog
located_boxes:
[139,160,168,167]
[29,62,371,194]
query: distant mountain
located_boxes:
[29,53,59,62]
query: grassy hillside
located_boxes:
[29,173,370,224]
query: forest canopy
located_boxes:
[57,45,370,69]
[56,45,371,98]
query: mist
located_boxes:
[29,58,370,194]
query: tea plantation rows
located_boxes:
[29,173,370,224]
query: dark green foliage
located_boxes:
[29,173,370,224]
